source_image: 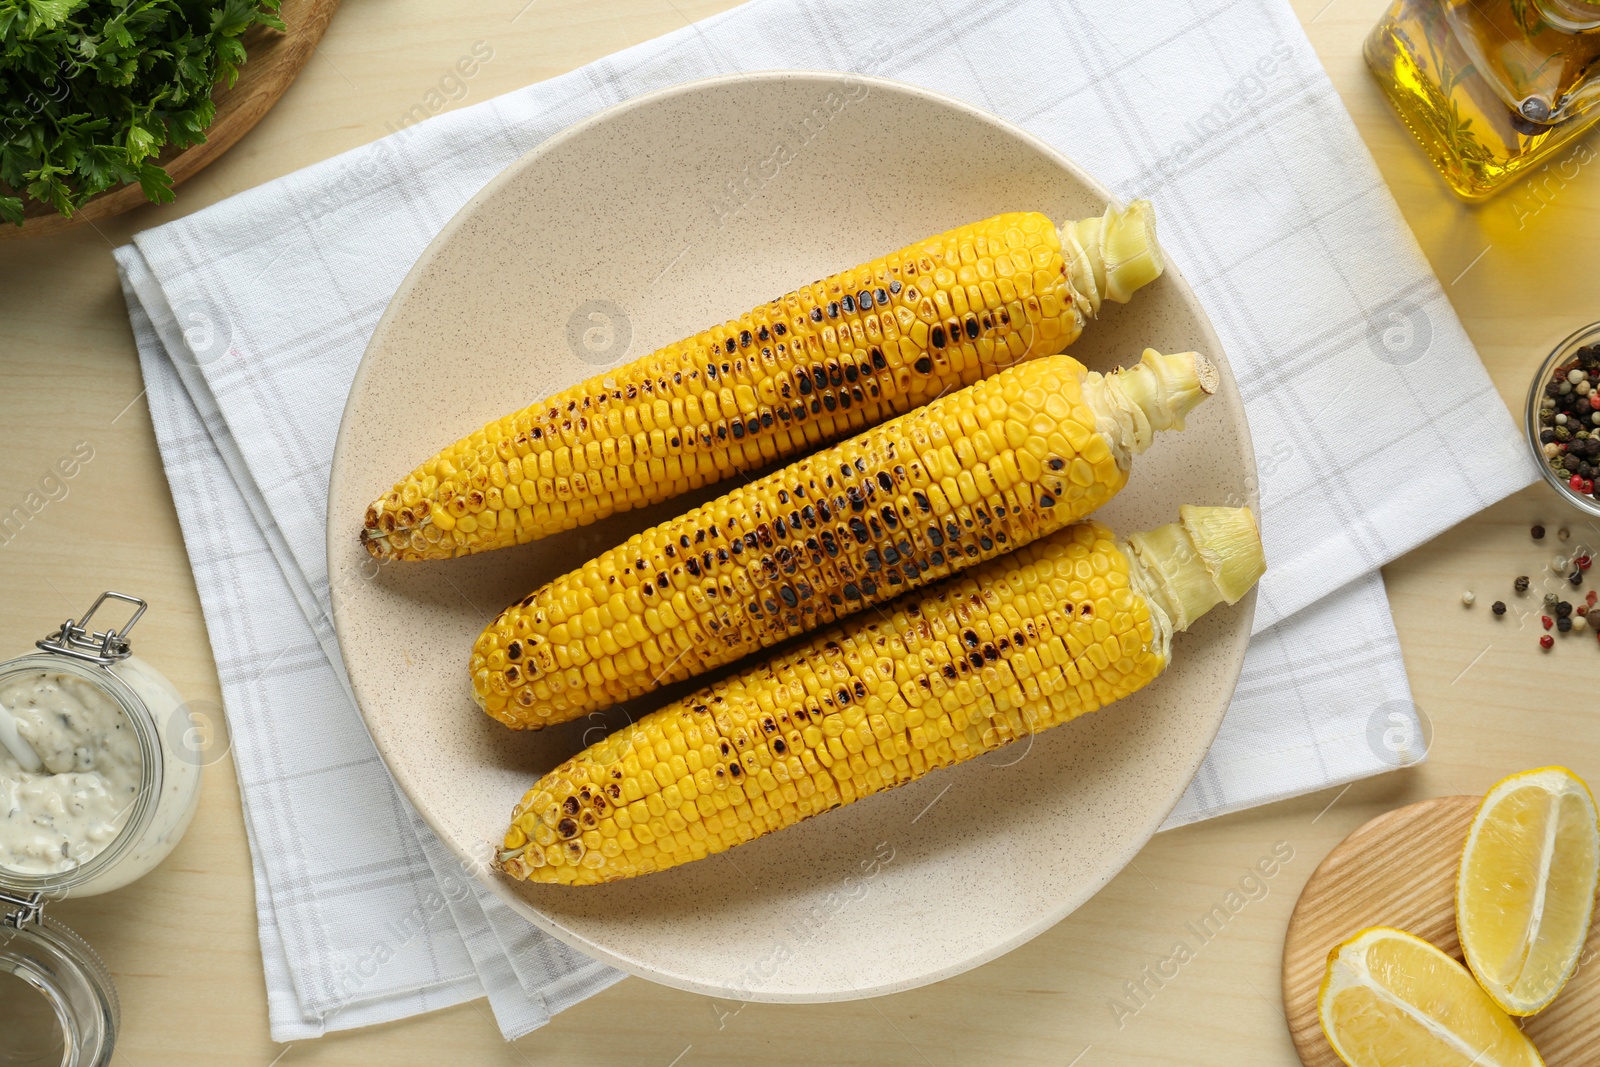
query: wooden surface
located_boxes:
[0,0,1596,1064]
[2,0,340,240]
[1282,796,1600,1067]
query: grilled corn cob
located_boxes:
[362,202,1165,561]
[473,348,1216,728]
[496,506,1265,884]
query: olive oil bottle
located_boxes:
[1365,0,1600,199]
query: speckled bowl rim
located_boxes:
[329,70,1257,1001]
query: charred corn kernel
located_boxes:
[472,349,1216,728]
[496,506,1265,884]
[362,204,1165,560]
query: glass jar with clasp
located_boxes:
[0,592,205,1066]
[1366,0,1600,198]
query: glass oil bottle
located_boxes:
[1365,0,1600,199]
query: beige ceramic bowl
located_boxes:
[328,72,1258,1001]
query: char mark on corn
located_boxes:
[362,204,1163,560]
[495,506,1263,884]
[471,348,1213,729]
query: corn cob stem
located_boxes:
[362,203,1165,561]
[472,349,1215,729]
[495,507,1263,884]
[1062,199,1164,312]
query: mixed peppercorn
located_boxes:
[1537,345,1600,499]
[1479,525,1599,650]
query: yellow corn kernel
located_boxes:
[470,349,1213,729]
[362,205,1166,560]
[495,507,1264,885]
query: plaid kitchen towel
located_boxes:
[114,0,1536,1041]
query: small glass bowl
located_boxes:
[1526,321,1600,517]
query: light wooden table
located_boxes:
[1,1,1596,1063]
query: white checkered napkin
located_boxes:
[117,253,622,1041]
[113,0,1535,1038]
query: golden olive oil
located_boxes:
[1365,0,1600,199]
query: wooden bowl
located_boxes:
[0,0,338,240]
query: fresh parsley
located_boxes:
[0,0,284,226]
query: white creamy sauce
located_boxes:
[0,670,142,876]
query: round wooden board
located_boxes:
[2,0,339,240]
[1283,795,1600,1066]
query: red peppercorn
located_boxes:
[1578,555,1593,571]
[1587,590,1597,607]
[1543,615,1555,629]
[1572,474,1585,491]
[1542,634,1556,649]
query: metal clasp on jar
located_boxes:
[0,888,45,928]
[36,592,147,666]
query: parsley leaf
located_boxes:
[0,0,284,227]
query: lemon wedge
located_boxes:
[1457,766,1600,1016]
[1319,927,1544,1067]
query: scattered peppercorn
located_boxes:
[1559,526,1572,541]
[1575,614,1588,632]
[1462,591,1475,606]
[1557,601,1573,618]
[1573,570,1586,587]
[1542,634,1556,649]
[1579,555,1593,571]
[1559,616,1574,632]
[1543,615,1555,629]
[1515,575,1531,593]
[1534,524,1547,539]
[1493,601,1508,615]
[1545,592,1561,610]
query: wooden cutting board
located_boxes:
[2,0,339,240]
[1282,795,1600,1066]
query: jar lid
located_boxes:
[0,891,118,1067]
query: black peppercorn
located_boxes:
[1516,575,1531,593]
[1559,616,1574,632]
[1534,525,1547,539]
[1557,601,1573,618]
[1573,571,1585,587]
[1541,428,1558,443]
[1493,601,1508,615]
